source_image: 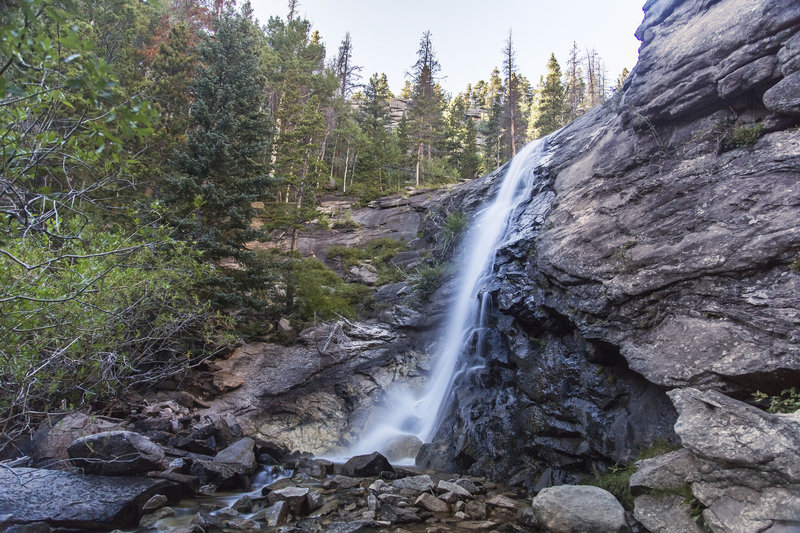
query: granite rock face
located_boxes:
[631,389,800,532]
[418,0,800,504]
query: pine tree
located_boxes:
[167,2,273,307]
[501,30,522,158]
[534,53,566,137]
[564,41,586,122]
[334,32,362,99]
[408,31,444,187]
[357,73,395,194]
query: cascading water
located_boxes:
[346,138,548,462]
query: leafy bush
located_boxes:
[0,225,234,452]
[753,388,800,413]
[411,263,447,301]
[720,123,764,151]
[289,257,371,324]
[326,238,408,285]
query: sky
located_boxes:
[249,0,647,96]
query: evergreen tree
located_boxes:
[614,67,630,94]
[408,30,444,187]
[334,32,362,99]
[356,73,395,194]
[168,2,274,307]
[564,41,586,122]
[501,30,523,158]
[534,53,566,137]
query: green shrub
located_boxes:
[326,238,409,285]
[0,225,234,452]
[585,440,680,510]
[753,387,800,413]
[289,257,371,324]
[412,263,446,300]
[721,123,764,151]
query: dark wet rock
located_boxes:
[531,485,629,533]
[29,412,120,468]
[251,501,289,526]
[295,457,330,479]
[268,486,310,515]
[232,495,253,513]
[214,437,256,473]
[142,493,168,512]
[380,503,421,524]
[452,478,480,494]
[322,519,379,533]
[138,506,175,528]
[325,475,363,490]
[414,493,449,513]
[67,431,165,475]
[159,471,201,493]
[189,459,250,490]
[342,452,394,477]
[0,467,179,530]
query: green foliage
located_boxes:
[753,388,800,413]
[441,211,468,251]
[0,228,233,450]
[721,123,764,151]
[585,440,680,510]
[287,257,371,324]
[534,53,567,137]
[411,263,447,301]
[326,238,408,285]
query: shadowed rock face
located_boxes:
[419,0,800,487]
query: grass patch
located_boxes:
[326,238,409,285]
[585,440,680,510]
[411,262,446,301]
[720,123,764,151]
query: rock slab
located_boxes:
[0,467,177,529]
[67,430,165,475]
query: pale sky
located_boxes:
[249,1,646,96]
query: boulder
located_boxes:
[763,71,800,115]
[0,467,178,530]
[251,501,289,526]
[414,493,449,513]
[268,486,310,515]
[379,503,421,524]
[531,485,629,533]
[391,474,434,493]
[436,480,472,499]
[633,494,705,533]
[29,412,119,467]
[67,431,165,475]
[341,452,394,477]
[214,437,256,473]
[189,459,250,489]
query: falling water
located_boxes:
[346,138,548,462]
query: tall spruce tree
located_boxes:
[564,41,586,122]
[357,73,395,194]
[168,2,273,308]
[408,31,444,187]
[534,53,566,137]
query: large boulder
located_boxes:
[68,431,165,475]
[29,412,119,468]
[633,388,800,532]
[531,485,629,533]
[0,467,179,530]
[341,452,394,477]
[214,437,257,473]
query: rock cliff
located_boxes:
[418,0,800,529]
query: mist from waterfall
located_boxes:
[344,138,548,463]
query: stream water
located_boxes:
[346,138,549,463]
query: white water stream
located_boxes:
[346,138,548,462]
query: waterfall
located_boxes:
[345,138,548,463]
